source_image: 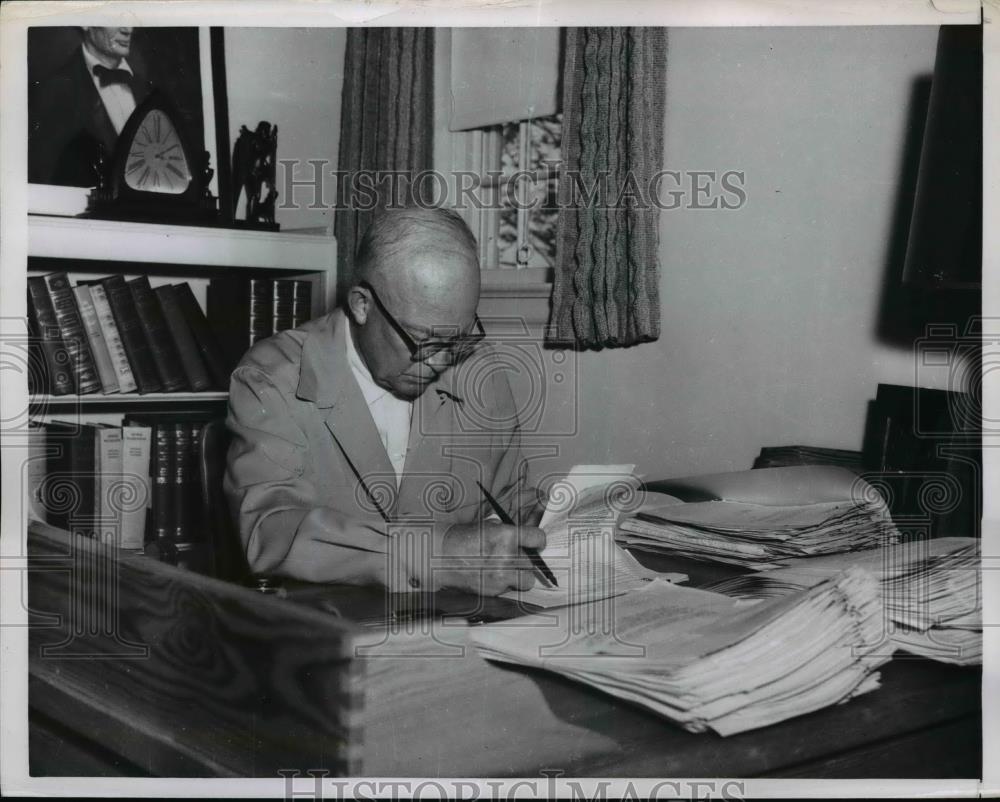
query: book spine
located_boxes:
[96,427,123,544]
[26,302,39,396]
[27,277,76,395]
[154,285,212,391]
[90,284,138,393]
[45,422,72,531]
[250,278,273,345]
[42,272,102,394]
[151,424,174,554]
[72,424,99,538]
[127,276,188,392]
[121,425,151,550]
[272,279,294,334]
[172,423,191,544]
[291,279,312,327]
[73,285,119,394]
[189,421,204,541]
[27,421,49,523]
[101,275,162,393]
[45,421,98,536]
[175,282,230,389]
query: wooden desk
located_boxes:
[26,522,981,778]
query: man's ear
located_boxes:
[346,285,371,325]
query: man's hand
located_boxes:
[436,521,546,596]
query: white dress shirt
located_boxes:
[345,322,413,487]
[81,43,137,135]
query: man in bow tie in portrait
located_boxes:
[29,26,153,186]
[225,207,547,595]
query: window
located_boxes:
[435,28,563,277]
[450,114,562,273]
[495,114,562,269]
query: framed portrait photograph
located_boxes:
[27,26,224,217]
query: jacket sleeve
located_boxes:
[224,364,430,588]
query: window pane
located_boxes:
[498,114,562,268]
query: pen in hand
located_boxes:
[476,481,558,588]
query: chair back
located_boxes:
[199,418,252,584]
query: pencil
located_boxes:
[476,481,558,588]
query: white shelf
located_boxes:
[30,392,229,405]
[28,214,337,273]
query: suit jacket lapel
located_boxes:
[296,311,398,517]
[402,365,463,488]
[76,54,118,155]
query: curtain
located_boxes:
[334,28,434,294]
[549,28,667,349]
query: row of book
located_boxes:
[27,272,312,396]
[206,276,312,376]
[28,415,214,564]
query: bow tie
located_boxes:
[92,64,133,88]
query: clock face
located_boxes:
[123,109,192,194]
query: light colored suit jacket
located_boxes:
[224,309,529,588]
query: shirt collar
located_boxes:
[81,42,134,77]
[345,316,394,408]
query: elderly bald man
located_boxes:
[224,207,546,595]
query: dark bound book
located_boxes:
[155,285,212,391]
[150,423,174,549]
[208,277,274,373]
[27,280,75,395]
[44,420,98,536]
[127,276,188,392]
[272,279,294,334]
[41,272,101,394]
[250,279,273,345]
[172,423,194,545]
[43,421,72,531]
[291,280,312,327]
[173,283,230,390]
[100,275,162,393]
[123,411,218,547]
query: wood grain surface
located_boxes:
[28,522,363,777]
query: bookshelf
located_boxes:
[27,215,337,405]
[26,213,338,573]
[30,392,231,407]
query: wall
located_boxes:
[225,26,954,483]
[528,26,946,483]
[225,28,345,232]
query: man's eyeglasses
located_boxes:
[359,280,486,365]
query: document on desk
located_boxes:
[501,465,687,609]
[705,536,982,665]
[618,467,900,569]
[476,566,892,736]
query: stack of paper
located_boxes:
[706,537,981,665]
[475,567,892,736]
[753,445,865,473]
[501,465,687,610]
[618,496,898,569]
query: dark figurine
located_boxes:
[232,120,278,227]
[259,185,278,225]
